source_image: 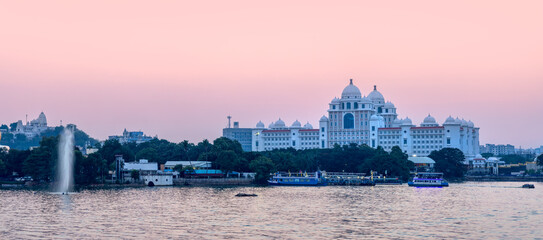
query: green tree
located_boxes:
[499,154,529,164]
[537,154,543,166]
[428,148,466,179]
[74,152,102,184]
[135,147,158,162]
[99,139,134,169]
[0,124,8,131]
[23,148,53,180]
[0,158,6,176]
[250,156,275,184]
[22,136,58,181]
[215,150,240,173]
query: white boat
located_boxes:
[408,172,449,187]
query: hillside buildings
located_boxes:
[2,112,52,138]
[108,129,153,144]
[223,79,481,158]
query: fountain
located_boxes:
[55,128,74,194]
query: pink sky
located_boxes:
[1,1,542,148]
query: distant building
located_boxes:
[320,80,480,158]
[164,161,211,170]
[251,119,321,152]
[480,144,515,156]
[221,79,481,158]
[408,156,435,172]
[108,129,153,144]
[7,112,52,138]
[142,173,173,186]
[123,159,158,172]
[222,122,253,152]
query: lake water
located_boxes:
[1,182,542,239]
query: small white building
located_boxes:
[408,156,435,172]
[164,161,211,170]
[123,159,158,182]
[124,159,158,171]
[142,174,173,186]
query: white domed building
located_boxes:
[224,79,480,158]
[319,80,480,158]
[321,79,398,147]
[251,118,321,152]
[372,114,480,157]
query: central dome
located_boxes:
[341,79,362,99]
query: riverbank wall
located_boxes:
[174,178,253,186]
[465,176,543,182]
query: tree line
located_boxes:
[0,128,469,185]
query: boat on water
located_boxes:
[408,172,449,187]
[268,171,327,186]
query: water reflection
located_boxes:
[0,182,542,239]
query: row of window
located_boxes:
[414,140,443,144]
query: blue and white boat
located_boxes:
[268,171,327,186]
[408,172,449,187]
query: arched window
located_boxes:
[344,113,354,129]
[378,107,382,113]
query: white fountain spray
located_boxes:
[56,128,74,193]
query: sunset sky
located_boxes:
[1,1,542,148]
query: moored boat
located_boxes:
[268,171,327,186]
[408,172,449,187]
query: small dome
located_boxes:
[360,96,372,103]
[341,79,362,99]
[331,97,340,104]
[423,114,437,124]
[468,120,474,128]
[368,85,385,102]
[454,117,462,125]
[444,116,456,124]
[401,117,413,126]
[274,118,285,127]
[460,118,468,126]
[391,118,402,127]
[256,121,265,128]
[370,115,380,121]
[291,120,301,128]
[475,154,483,159]
[303,122,313,129]
[268,122,275,128]
[320,116,329,122]
[384,101,395,108]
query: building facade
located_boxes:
[321,79,398,147]
[222,79,481,158]
[319,80,480,158]
[251,119,321,152]
[480,144,515,156]
[6,112,51,138]
[223,126,253,152]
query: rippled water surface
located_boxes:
[1,182,542,239]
